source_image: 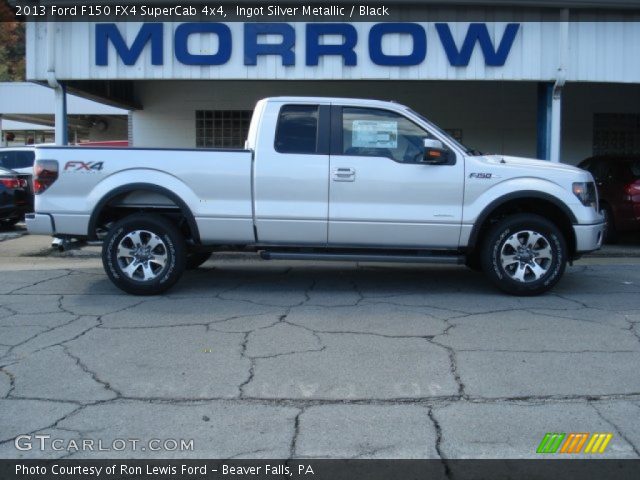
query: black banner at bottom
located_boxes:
[2,459,640,480]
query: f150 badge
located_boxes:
[469,172,498,179]
[64,161,104,172]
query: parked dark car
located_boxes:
[0,167,32,227]
[578,155,640,242]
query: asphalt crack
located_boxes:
[238,331,255,398]
[0,401,88,447]
[625,316,640,346]
[0,367,15,398]
[7,270,74,295]
[425,320,467,398]
[288,408,303,459]
[0,313,84,360]
[62,345,122,398]
[427,407,452,478]
[590,402,640,457]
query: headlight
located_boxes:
[572,182,597,208]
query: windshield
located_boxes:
[406,108,481,155]
[629,159,640,179]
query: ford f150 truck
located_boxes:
[26,97,604,296]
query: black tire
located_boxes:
[601,204,618,244]
[102,213,186,295]
[480,214,567,296]
[186,251,212,270]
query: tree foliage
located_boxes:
[0,22,26,81]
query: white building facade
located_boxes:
[26,1,640,164]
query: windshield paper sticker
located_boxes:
[352,120,398,149]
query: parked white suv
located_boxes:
[27,97,604,295]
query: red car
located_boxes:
[578,155,640,242]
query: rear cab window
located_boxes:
[274,105,319,154]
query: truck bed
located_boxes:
[33,146,255,243]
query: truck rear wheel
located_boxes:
[102,213,186,295]
[481,214,567,296]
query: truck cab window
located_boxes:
[342,107,434,163]
[275,105,319,154]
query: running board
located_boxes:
[259,251,465,265]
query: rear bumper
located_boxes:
[25,213,55,235]
[573,221,605,253]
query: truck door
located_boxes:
[328,106,464,248]
[253,103,331,245]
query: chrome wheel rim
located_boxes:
[499,230,553,283]
[116,230,168,282]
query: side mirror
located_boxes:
[421,138,450,165]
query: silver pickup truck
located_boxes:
[27,96,604,295]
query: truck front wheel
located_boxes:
[102,213,186,295]
[481,214,567,296]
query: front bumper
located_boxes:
[574,222,605,253]
[25,213,55,235]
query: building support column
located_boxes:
[549,82,563,163]
[537,83,552,160]
[549,9,570,163]
[47,21,67,146]
[53,83,68,146]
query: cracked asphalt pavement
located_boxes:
[1,233,640,460]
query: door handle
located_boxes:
[332,167,356,182]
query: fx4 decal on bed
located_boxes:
[64,161,104,172]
